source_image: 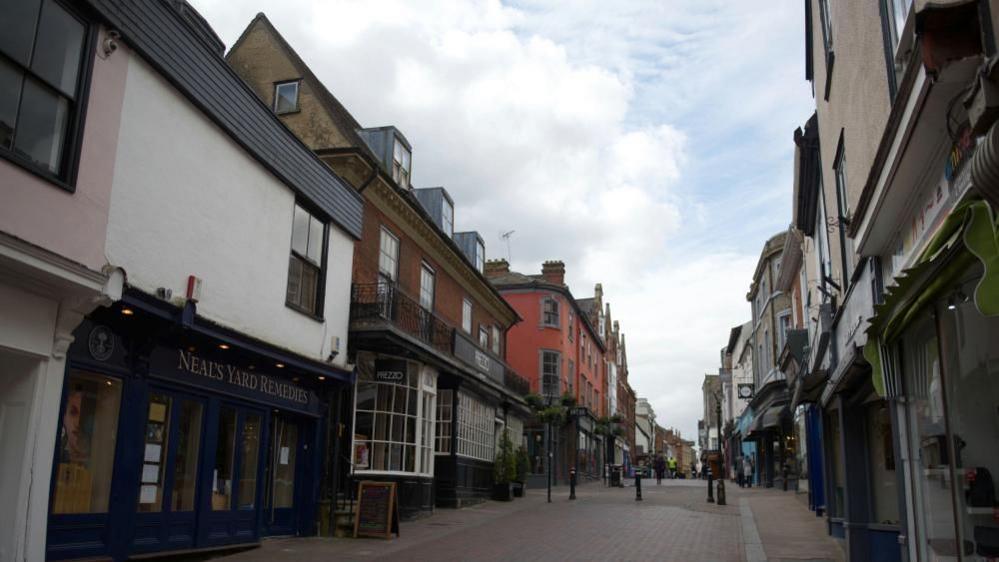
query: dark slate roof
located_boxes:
[576,297,596,316]
[86,0,364,239]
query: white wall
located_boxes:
[106,54,353,367]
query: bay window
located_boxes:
[352,354,437,475]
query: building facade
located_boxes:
[227,13,531,517]
[4,2,366,560]
[486,260,607,484]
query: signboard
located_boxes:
[354,481,400,539]
[452,332,504,383]
[149,347,321,416]
[375,359,407,383]
[738,384,754,400]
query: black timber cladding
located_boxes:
[85,0,363,239]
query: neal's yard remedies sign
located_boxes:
[150,347,321,416]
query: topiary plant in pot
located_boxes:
[493,429,516,501]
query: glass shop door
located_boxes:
[264,414,304,536]
[201,404,265,547]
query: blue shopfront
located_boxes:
[45,297,352,561]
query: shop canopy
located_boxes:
[865,199,999,397]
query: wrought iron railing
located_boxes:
[350,283,453,354]
[504,368,531,396]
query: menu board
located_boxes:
[353,481,400,539]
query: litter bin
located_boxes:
[610,464,623,487]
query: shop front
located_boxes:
[350,352,438,518]
[45,300,350,561]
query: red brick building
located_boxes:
[486,260,606,482]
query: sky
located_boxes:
[193,0,816,443]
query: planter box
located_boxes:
[512,482,525,498]
[493,482,513,501]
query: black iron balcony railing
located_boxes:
[350,283,453,354]
[504,368,531,397]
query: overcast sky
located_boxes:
[193,0,815,442]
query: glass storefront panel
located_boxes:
[794,406,809,494]
[172,399,203,511]
[213,408,236,510]
[827,410,845,517]
[238,414,262,509]
[52,371,123,514]
[936,264,999,560]
[272,419,297,509]
[138,393,171,512]
[866,401,899,525]
[353,355,436,475]
[901,312,961,559]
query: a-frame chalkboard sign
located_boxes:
[353,481,400,539]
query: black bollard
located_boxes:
[635,470,643,501]
[706,468,715,503]
[570,469,577,500]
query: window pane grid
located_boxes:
[379,228,399,281]
[435,389,452,453]
[456,392,494,462]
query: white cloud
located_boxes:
[192,0,812,442]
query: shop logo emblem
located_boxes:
[88,326,115,361]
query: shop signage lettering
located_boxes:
[452,332,504,383]
[474,350,491,372]
[374,359,407,382]
[177,349,309,404]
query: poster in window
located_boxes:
[146,422,164,443]
[355,441,370,469]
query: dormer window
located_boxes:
[442,198,454,237]
[273,80,300,114]
[392,139,411,188]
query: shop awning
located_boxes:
[864,199,999,397]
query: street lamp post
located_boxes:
[715,394,726,506]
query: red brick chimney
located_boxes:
[541,260,565,285]
[484,259,509,278]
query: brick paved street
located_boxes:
[210,480,843,562]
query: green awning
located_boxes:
[866,199,999,396]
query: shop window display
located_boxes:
[866,402,898,525]
[933,264,999,559]
[457,392,495,462]
[353,354,436,475]
[51,371,122,514]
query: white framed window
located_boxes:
[273,81,299,114]
[834,138,855,287]
[435,389,453,453]
[478,325,488,348]
[491,326,501,355]
[818,0,833,53]
[392,138,411,188]
[352,355,437,476]
[287,203,326,316]
[419,262,435,310]
[462,299,472,333]
[442,198,454,237]
[568,359,575,395]
[456,392,495,462]
[568,310,574,342]
[542,297,560,328]
[541,350,561,398]
[378,227,399,282]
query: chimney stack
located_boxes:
[484,259,509,278]
[540,260,565,285]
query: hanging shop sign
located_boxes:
[150,347,321,416]
[374,359,407,382]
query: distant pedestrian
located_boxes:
[736,455,745,488]
[654,455,666,485]
[691,461,697,479]
[667,457,677,479]
[743,455,753,488]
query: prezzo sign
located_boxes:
[150,347,321,416]
[452,332,504,383]
[375,359,407,383]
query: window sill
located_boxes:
[285,301,325,323]
[0,149,76,193]
[541,324,561,330]
[275,108,301,116]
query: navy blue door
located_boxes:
[264,414,304,536]
[129,389,206,554]
[200,404,266,546]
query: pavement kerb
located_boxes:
[740,497,768,562]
